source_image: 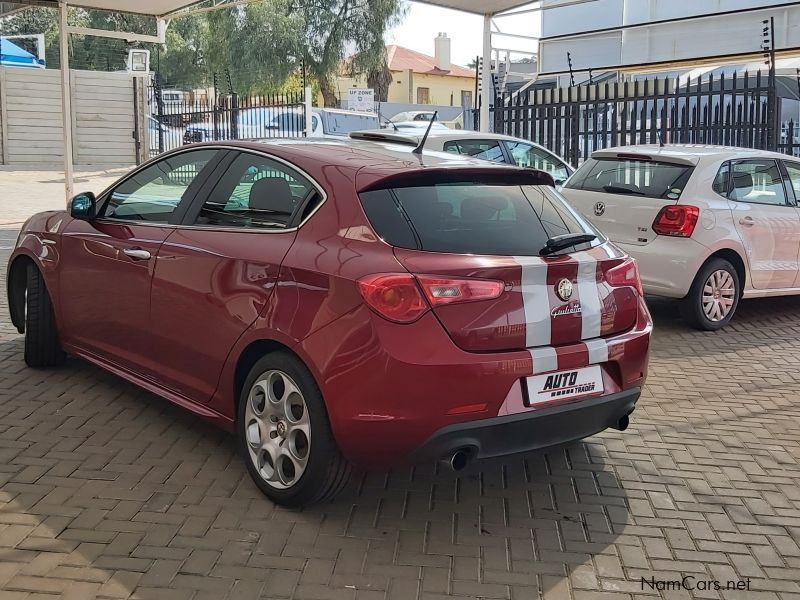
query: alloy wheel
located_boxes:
[702,269,736,322]
[244,370,311,489]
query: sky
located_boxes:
[387,3,541,67]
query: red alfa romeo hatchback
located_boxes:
[7,140,651,506]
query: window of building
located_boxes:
[417,87,430,104]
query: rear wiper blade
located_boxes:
[602,184,645,196]
[539,233,597,256]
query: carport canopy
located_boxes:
[0,0,548,200]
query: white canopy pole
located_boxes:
[58,1,74,202]
[480,13,492,132]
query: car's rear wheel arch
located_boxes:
[8,255,35,333]
[705,249,746,297]
[234,339,315,415]
[234,343,351,505]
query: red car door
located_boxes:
[148,150,322,402]
[58,148,222,376]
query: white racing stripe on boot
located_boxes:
[515,256,556,374]
[530,347,558,375]
[574,251,601,340]
[516,256,551,348]
[584,337,609,365]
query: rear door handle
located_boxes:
[123,248,151,260]
[739,216,755,227]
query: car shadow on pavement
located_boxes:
[648,295,800,356]
[0,336,633,599]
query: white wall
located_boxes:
[0,67,142,166]
[539,0,800,74]
[0,67,64,164]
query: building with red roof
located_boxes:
[335,34,477,109]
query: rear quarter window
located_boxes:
[566,157,693,200]
[359,182,597,256]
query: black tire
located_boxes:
[237,352,351,507]
[24,264,66,368]
[680,258,740,331]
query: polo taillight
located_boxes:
[357,273,505,323]
[605,258,644,296]
[652,205,699,237]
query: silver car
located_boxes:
[560,144,800,330]
[351,129,574,185]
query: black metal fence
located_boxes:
[148,80,305,157]
[492,71,790,164]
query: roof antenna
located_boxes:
[412,111,438,155]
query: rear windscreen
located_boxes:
[359,183,597,256]
[565,158,693,199]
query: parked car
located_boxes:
[151,88,189,127]
[147,116,181,155]
[352,129,574,185]
[7,140,651,506]
[389,110,437,123]
[308,108,378,137]
[184,108,379,143]
[560,144,800,330]
[385,121,451,133]
[184,108,301,143]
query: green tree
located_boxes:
[153,15,209,90]
[203,1,303,95]
[1,0,404,101]
[0,6,61,68]
[300,0,404,107]
[69,10,154,71]
[366,49,393,103]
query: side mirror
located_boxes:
[70,192,96,220]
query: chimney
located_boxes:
[434,32,451,72]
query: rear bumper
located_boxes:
[300,303,651,467]
[616,237,708,298]
[410,387,640,462]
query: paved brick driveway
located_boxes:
[2,224,800,600]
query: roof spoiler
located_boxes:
[358,167,555,193]
[349,130,419,146]
[590,148,699,167]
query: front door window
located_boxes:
[101,149,218,222]
[728,159,798,289]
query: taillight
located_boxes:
[605,258,644,296]
[416,275,504,307]
[357,273,505,323]
[652,205,699,237]
[357,274,429,323]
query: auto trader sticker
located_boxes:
[526,365,604,406]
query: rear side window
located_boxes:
[712,162,731,196]
[359,183,595,256]
[194,153,317,229]
[565,157,693,199]
[443,140,508,163]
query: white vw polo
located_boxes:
[560,145,800,330]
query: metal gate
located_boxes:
[145,75,306,158]
[493,71,782,164]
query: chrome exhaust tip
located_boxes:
[441,448,472,471]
